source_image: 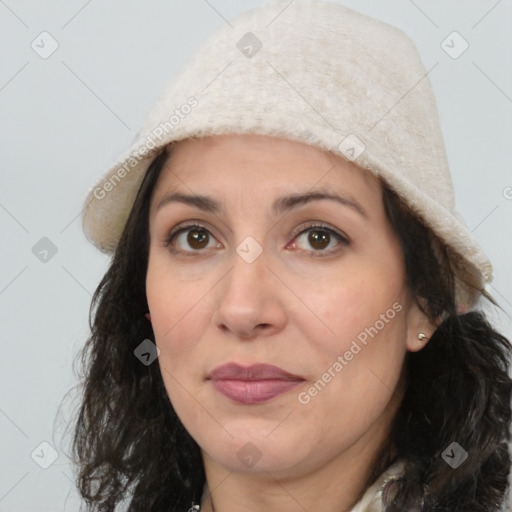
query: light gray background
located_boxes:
[1,1,511,510]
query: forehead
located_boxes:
[150,134,382,210]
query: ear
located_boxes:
[405,297,439,353]
[144,312,152,322]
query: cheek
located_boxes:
[301,249,408,408]
[299,287,407,441]
[146,256,212,372]
[146,264,212,427]
[147,251,201,325]
[307,259,407,352]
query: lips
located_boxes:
[207,363,305,404]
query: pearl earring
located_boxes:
[417,332,428,341]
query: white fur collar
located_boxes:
[351,460,405,511]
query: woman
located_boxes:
[73,1,512,511]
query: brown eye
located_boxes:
[293,224,349,255]
[186,228,210,249]
[165,224,219,253]
[308,229,331,250]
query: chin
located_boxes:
[199,427,320,475]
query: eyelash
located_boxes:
[164,222,350,257]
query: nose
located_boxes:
[211,244,287,340]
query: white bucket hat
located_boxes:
[82,0,493,311]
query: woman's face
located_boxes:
[146,134,433,478]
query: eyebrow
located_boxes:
[156,189,368,219]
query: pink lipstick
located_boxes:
[207,363,304,404]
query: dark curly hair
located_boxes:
[72,144,512,511]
